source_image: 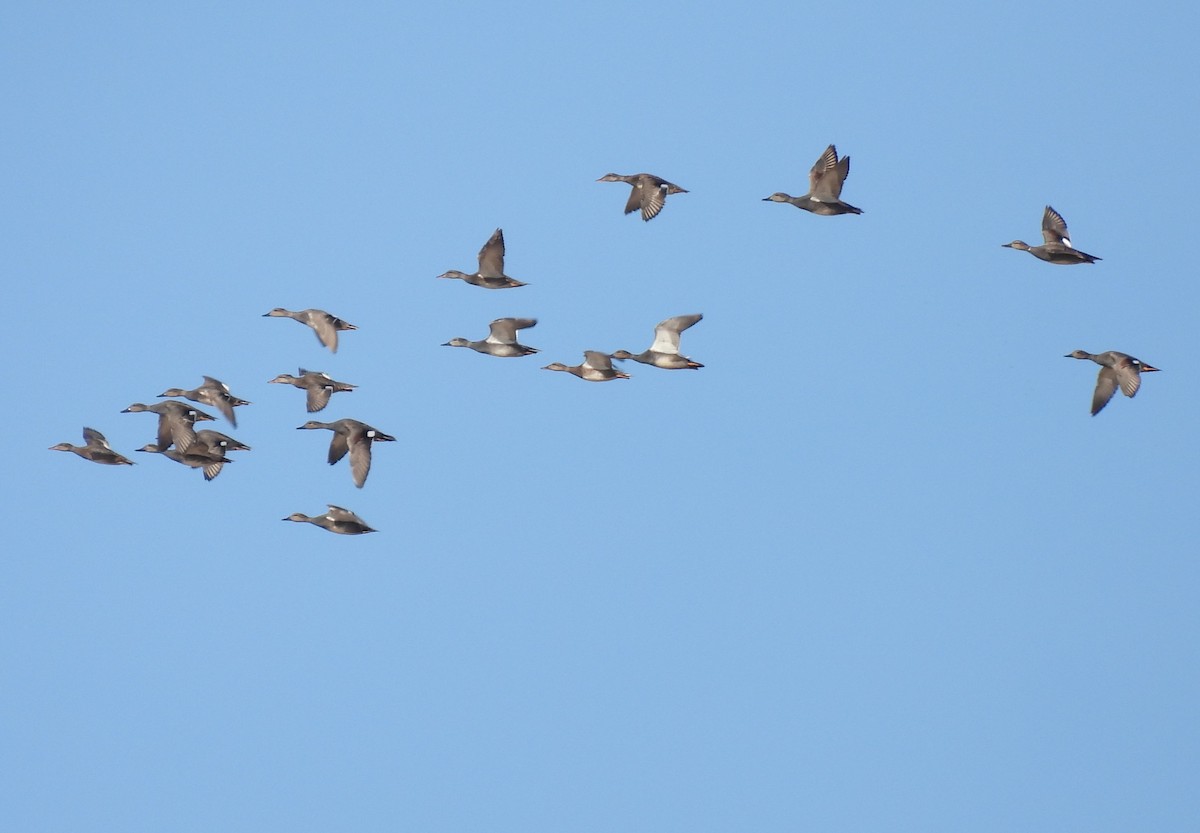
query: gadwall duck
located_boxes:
[542,351,631,382]
[159,376,251,427]
[597,173,689,221]
[611,313,704,369]
[49,427,135,466]
[763,144,862,215]
[437,228,527,289]
[263,308,358,352]
[442,318,539,357]
[269,368,357,413]
[195,429,251,452]
[121,401,216,452]
[136,438,234,481]
[1065,350,1160,415]
[1003,206,1101,264]
[283,505,377,535]
[297,419,396,488]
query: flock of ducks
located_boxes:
[50,144,1160,532]
[430,211,707,379]
[50,348,392,533]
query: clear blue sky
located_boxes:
[6,2,1200,830]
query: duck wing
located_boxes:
[1091,367,1119,415]
[1042,206,1073,247]
[808,145,844,200]
[477,228,506,277]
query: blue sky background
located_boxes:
[5,2,1200,830]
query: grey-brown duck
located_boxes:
[297,419,396,488]
[283,505,377,535]
[437,228,527,289]
[263,308,358,352]
[137,438,234,481]
[159,376,251,427]
[442,318,539,357]
[269,368,357,413]
[1003,206,1101,264]
[195,429,251,452]
[121,401,216,452]
[1065,350,1160,415]
[611,314,704,369]
[763,144,862,215]
[542,351,631,382]
[49,427,135,466]
[597,173,689,221]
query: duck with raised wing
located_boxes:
[263,308,358,352]
[1003,206,1101,264]
[437,228,527,289]
[121,401,216,452]
[597,173,689,221]
[612,313,704,369]
[1065,350,1159,415]
[137,437,234,481]
[542,351,631,382]
[763,144,862,215]
[269,369,357,413]
[442,318,539,357]
[283,505,377,535]
[49,427,135,466]
[297,419,396,488]
[159,376,251,427]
